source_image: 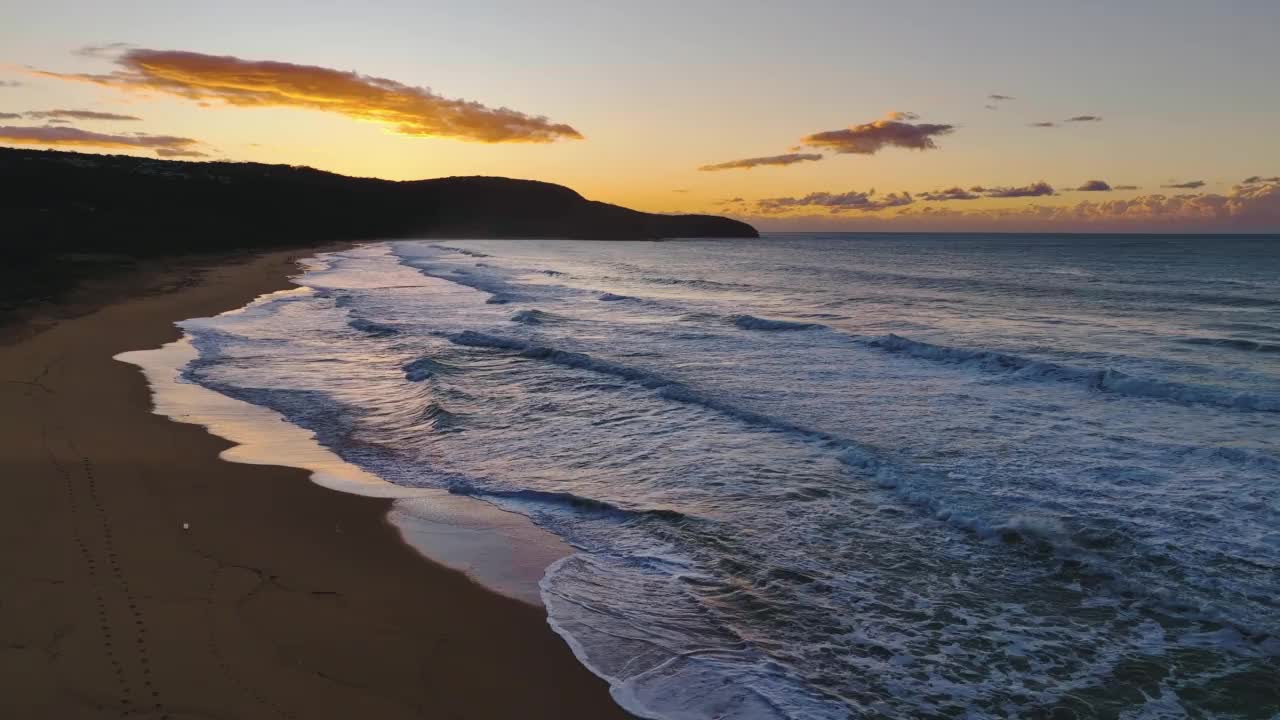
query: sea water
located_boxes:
[154,234,1280,718]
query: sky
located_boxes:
[2,0,1279,232]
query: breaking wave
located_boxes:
[431,244,490,258]
[448,481,690,522]
[637,275,756,291]
[347,318,400,336]
[510,309,559,325]
[730,314,821,331]
[861,333,1280,412]
[1177,336,1280,353]
[402,357,457,382]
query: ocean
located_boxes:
[127,234,1280,719]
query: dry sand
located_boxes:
[0,249,631,719]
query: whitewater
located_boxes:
[153,234,1279,718]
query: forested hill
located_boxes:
[0,147,756,320]
[0,148,756,252]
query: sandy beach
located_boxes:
[0,249,630,719]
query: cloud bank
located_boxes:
[756,189,914,214]
[0,125,202,155]
[1162,180,1206,189]
[698,152,823,171]
[35,48,581,143]
[1065,115,1103,123]
[800,111,954,155]
[761,181,1063,209]
[737,181,1280,232]
[1075,180,1112,192]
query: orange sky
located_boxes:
[3,1,1278,232]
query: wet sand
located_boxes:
[0,249,630,719]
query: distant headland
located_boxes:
[1,148,756,247]
[0,147,756,319]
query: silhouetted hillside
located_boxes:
[0,148,756,315]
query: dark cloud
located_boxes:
[981,181,1055,198]
[800,111,953,155]
[1242,175,1280,185]
[698,152,823,171]
[919,186,980,201]
[25,109,142,121]
[1065,115,1103,123]
[1162,180,1206,189]
[1114,185,1140,190]
[988,94,1015,101]
[1075,180,1112,192]
[0,81,22,88]
[0,125,202,156]
[1030,122,1057,128]
[34,48,582,143]
[0,112,21,119]
[756,189,914,214]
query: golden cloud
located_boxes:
[34,48,581,144]
[25,109,142,121]
[0,125,201,155]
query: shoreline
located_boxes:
[0,248,631,719]
[118,321,572,608]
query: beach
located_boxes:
[0,249,630,719]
